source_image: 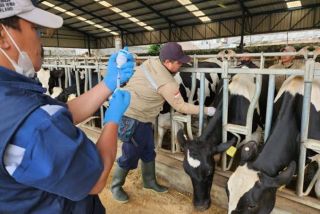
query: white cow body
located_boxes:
[315,179,320,198]
[67,94,77,101]
[37,68,50,94]
[51,87,63,99]
[157,112,183,148]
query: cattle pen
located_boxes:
[3,1,320,214]
[42,49,320,213]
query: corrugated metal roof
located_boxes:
[38,0,320,38]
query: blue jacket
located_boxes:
[0,67,105,213]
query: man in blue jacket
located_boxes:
[0,0,134,213]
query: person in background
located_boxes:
[269,45,305,91]
[0,0,134,213]
[237,52,258,68]
[111,42,216,203]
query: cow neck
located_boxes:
[199,103,223,143]
[251,92,300,177]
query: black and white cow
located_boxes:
[177,71,267,211]
[177,105,234,211]
[226,75,320,214]
[175,61,221,106]
[157,61,220,147]
[38,63,99,103]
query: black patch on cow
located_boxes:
[237,60,258,69]
[48,68,66,94]
[258,75,271,126]
[232,180,277,214]
[253,92,300,176]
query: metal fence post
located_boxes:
[222,59,230,171]
[297,58,315,196]
[245,74,262,142]
[264,64,275,143]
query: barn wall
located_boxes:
[41,27,97,49]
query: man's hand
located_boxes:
[104,90,131,124]
[104,47,135,92]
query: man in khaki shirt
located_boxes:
[269,46,305,91]
[111,42,216,203]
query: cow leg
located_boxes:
[157,113,171,151]
[157,126,165,150]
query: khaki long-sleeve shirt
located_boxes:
[124,58,208,123]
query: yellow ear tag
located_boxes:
[278,185,286,191]
[226,146,237,157]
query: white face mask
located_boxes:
[0,25,35,78]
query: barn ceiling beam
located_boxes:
[62,0,168,23]
[126,2,320,32]
[98,4,320,47]
[116,3,244,27]
[113,0,316,28]
[108,0,238,24]
[61,0,239,32]
[62,25,96,39]
[39,1,120,36]
[55,0,130,33]
[248,1,285,10]
[136,0,180,28]
[112,2,320,38]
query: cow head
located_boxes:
[226,142,296,214]
[177,129,234,211]
[48,68,65,94]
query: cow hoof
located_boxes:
[194,201,211,211]
[194,205,210,212]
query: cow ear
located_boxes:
[177,129,188,149]
[213,137,236,154]
[260,161,296,188]
[240,140,259,164]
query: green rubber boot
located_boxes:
[141,161,168,193]
[111,165,130,203]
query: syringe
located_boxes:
[116,49,128,89]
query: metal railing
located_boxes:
[172,50,320,198]
[42,50,320,198]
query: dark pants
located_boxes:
[72,195,105,214]
[117,120,156,170]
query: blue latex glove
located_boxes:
[104,89,131,124]
[104,47,135,92]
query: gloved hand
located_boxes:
[104,47,135,92]
[206,107,216,117]
[104,90,131,124]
